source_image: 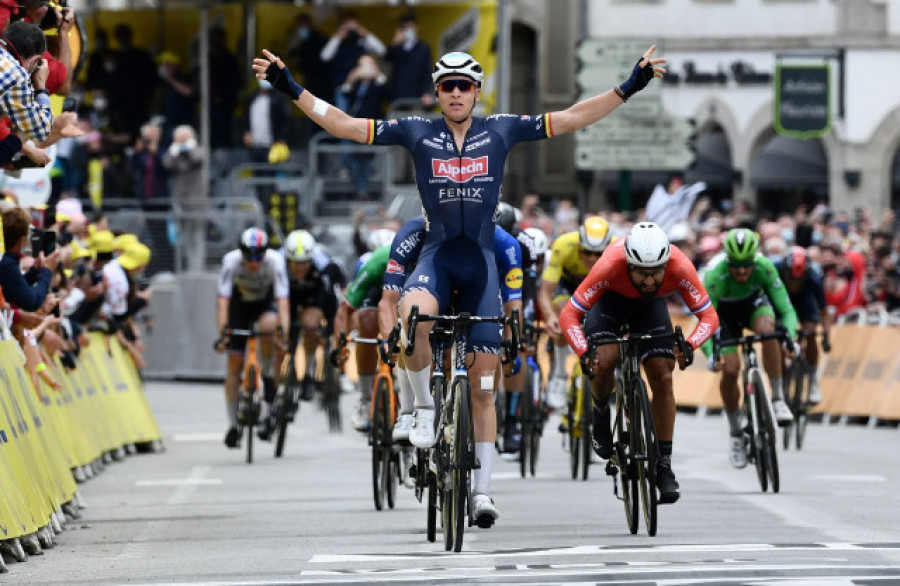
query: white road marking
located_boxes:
[810,474,886,482]
[172,432,224,442]
[135,478,222,488]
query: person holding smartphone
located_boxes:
[0,205,59,312]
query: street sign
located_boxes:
[576,143,696,171]
[774,64,831,139]
[577,39,652,65]
[577,117,694,144]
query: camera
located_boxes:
[39,0,69,31]
[30,227,57,257]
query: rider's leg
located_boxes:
[471,352,500,497]
[547,296,573,409]
[720,352,742,431]
[754,314,785,401]
[225,353,243,427]
[802,321,821,401]
[356,309,379,405]
[300,307,323,380]
[644,356,676,443]
[400,289,438,447]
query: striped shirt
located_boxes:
[645,181,707,237]
[0,47,53,142]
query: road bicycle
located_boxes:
[405,305,519,552]
[563,358,593,481]
[519,320,547,478]
[219,328,275,464]
[585,326,691,537]
[783,327,828,451]
[336,328,408,511]
[714,330,789,493]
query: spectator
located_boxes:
[162,124,207,271]
[207,26,240,150]
[820,239,867,317]
[156,51,197,149]
[287,13,331,102]
[242,78,292,164]
[20,0,75,96]
[645,172,707,237]
[0,205,58,311]
[319,11,385,114]
[85,27,118,94]
[519,194,544,229]
[110,24,157,141]
[339,53,388,198]
[131,120,168,201]
[0,21,53,143]
[385,12,433,109]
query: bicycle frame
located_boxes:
[405,306,519,552]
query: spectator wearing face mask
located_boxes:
[319,11,384,115]
[385,12,433,109]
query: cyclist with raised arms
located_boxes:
[538,215,612,409]
[700,228,799,469]
[215,228,290,448]
[559,222,719,504]
[775,245,830,404]
[253,44,666,527]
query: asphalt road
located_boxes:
[7,379,900,585]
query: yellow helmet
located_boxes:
[268,141,291,164]
[578,216,611,253]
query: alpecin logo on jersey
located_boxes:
[432,156,489,183]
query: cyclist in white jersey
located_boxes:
[215,228,291,448]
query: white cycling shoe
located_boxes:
[772,398,794,426]
[473,493,499,528]
[730,434,747,469]
[546,376,568,411]
[392,413,413,442]
[351,400,370,432]
[409,408,436,449]
[808,382,823,404]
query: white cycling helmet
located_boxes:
[366,228,396,252]
[239,227,268,257]
[432,52,484,85]
[624,222,671,268]
[523,227,548,256]
[284,229,316,262]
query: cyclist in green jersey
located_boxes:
[700,228,798,468]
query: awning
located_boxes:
[750,135,828,188]
[686,131,735,188]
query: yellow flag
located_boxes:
[88,159,103,210]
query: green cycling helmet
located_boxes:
[723,228,759,262]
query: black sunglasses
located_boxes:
[728,260,754,269]
[438,79,476,93]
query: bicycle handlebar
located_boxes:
[585,326,692,374]
[404,305,520,365]
[712,330,791,363]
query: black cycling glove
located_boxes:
[617,58,656,101]
[579,352,594,380]
[265,61,304,101]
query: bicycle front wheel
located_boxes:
[794,362,810,451]
[753,372,780,493]
[567,375,580,480]
[520,364,534,479]
[746,369,769,492]
[246,366,257,465]
[371,377,391,511]
[633,377,658,536]
[320,357,342,433]
[443,378,470,552]
[273,389,289,458]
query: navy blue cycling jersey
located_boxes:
[383,216,523,303]
[367,114,554,248]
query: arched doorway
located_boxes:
[890,148,900,213]
[750,134,828,218]
[686,126,735,209]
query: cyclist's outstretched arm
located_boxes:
[549,45,666,135]
[252,49,371,143]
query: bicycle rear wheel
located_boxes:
[579,374,592,481]
[782,360,797,451]
[371,378,390,511]
[754,376,780,493]
[320,356,342,433]
[246,366,257,465]
[747,369,769,492]
[423,449,438,543]
[614,380,638,535]
[520,365,534,479]
[794,363,810,451]
[530,365,545,477]
[633,377,658,536]
[567,375,580,480]
[273,389,289,458]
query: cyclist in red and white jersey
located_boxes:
[559,222,719,504]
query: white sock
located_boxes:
[552,343,569,379]
[358,374,374,402]
[409,366,434,409]
[771,378,784,401]
[396,368,414,415]
[474,442,494,495]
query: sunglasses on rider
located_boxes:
[728,260,754,269]
[243,253,264,262]
[438,79,476,93]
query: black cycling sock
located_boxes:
[658,441,673,468]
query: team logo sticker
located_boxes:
[505,268,524,289]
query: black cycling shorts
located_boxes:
[583,291,674,360]
[227,293,276,353]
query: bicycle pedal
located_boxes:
[474,516,495,529]
[604,461,618,477]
